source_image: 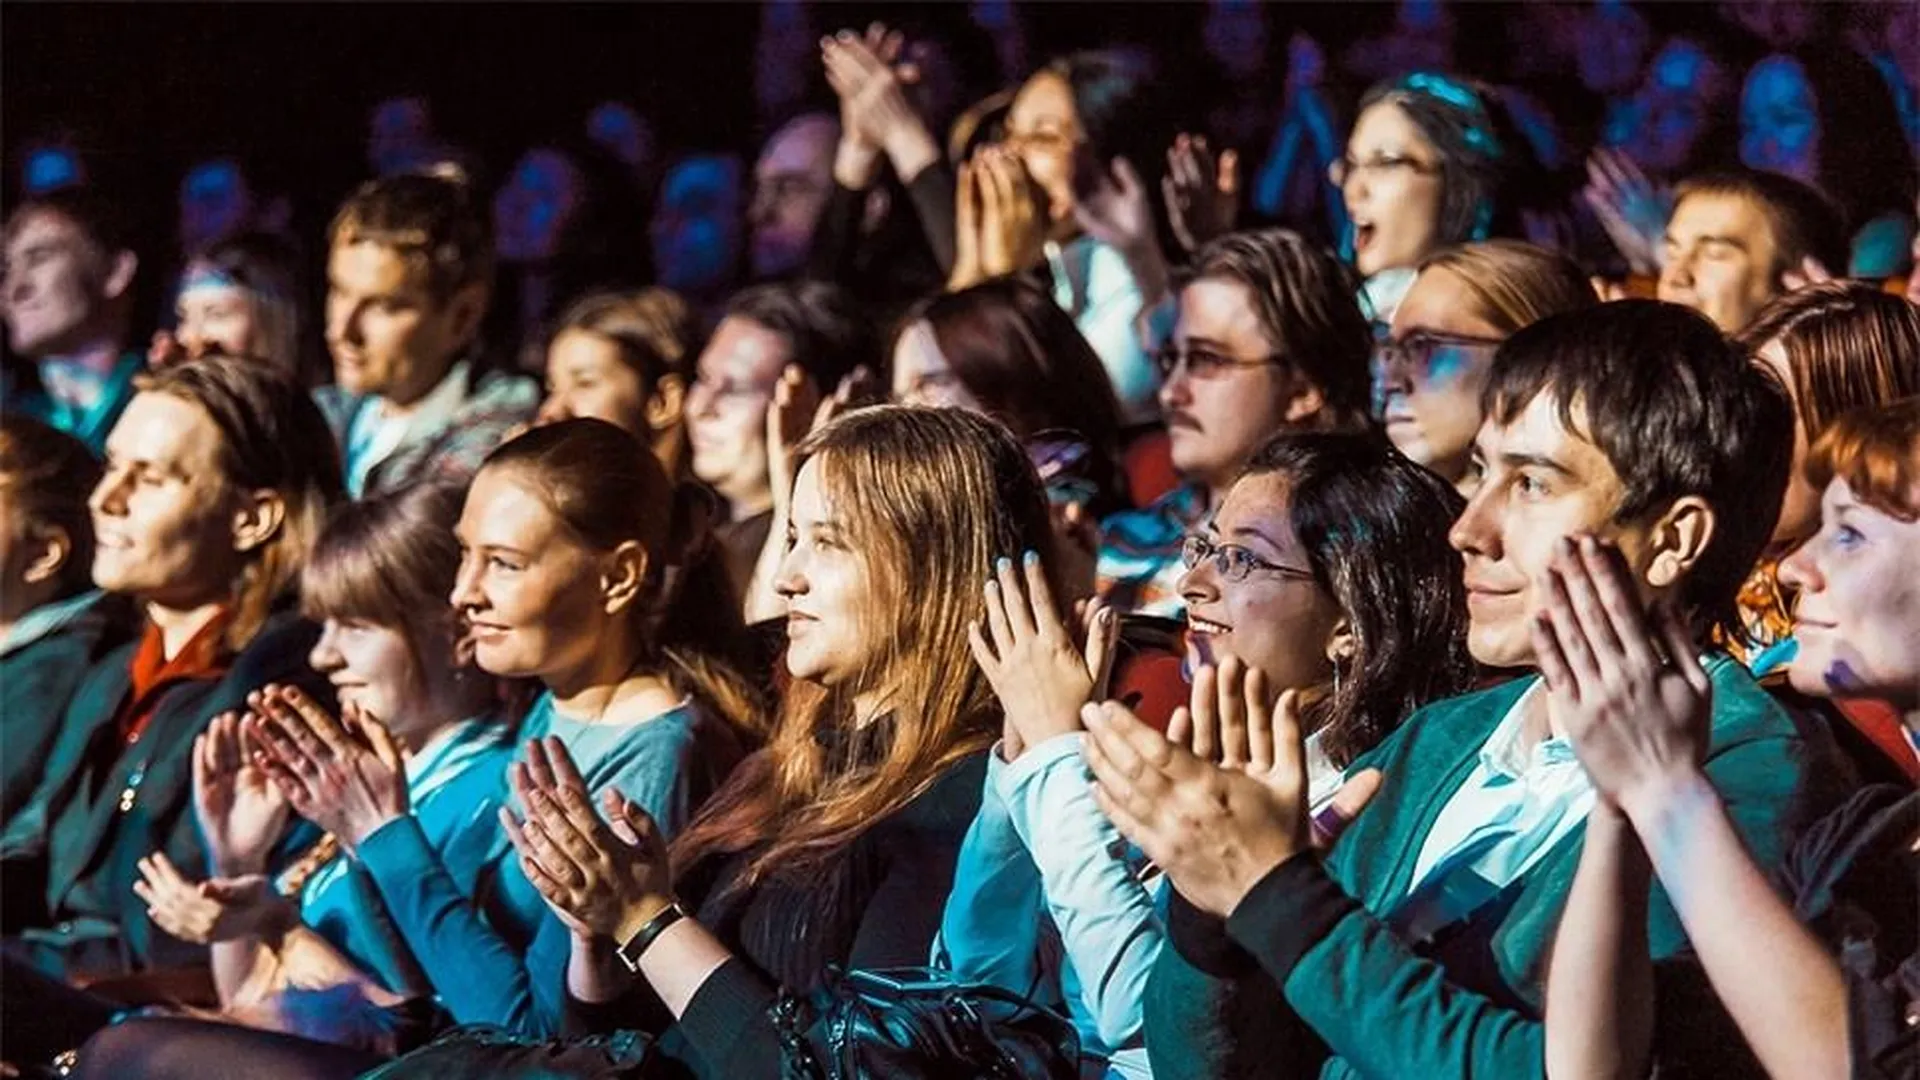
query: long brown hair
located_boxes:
[670,406,1057,887]
[1415,241,1598,335]
[137,356,345,651]
[1737,282,1920,439]
[479,419,763,737]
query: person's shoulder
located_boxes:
[467,368,541,414]
[1357,674,1533,768]
[1703,654,1817,745]
[890,749,992,838]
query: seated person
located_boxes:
[685,281,878,601]
[1097,229,1372,618]
[1120,301,1844,1080]
[0,416,136,822]
[1,356,343,979]
[1373,240,1596,494]
[1544,395,1920,1079]
[314,173,538,499]
[1657,167,1848,334]
[940,429,1476,1079]
[533,287,697,480]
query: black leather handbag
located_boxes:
[770,967,1080,1080]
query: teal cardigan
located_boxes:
[1143,658,1845,1080]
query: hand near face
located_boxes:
[502,737,675,943]
[1582,149,1670,277]
[1530,535,1713,815]
[1072,156,1158,260]
[1084,684,1315,919]
[968,550,1117,760]
[971,145,1049,279]
[766,363,879,515]
[822,23,934,183]
[134,851,290,945]
[192,710,291,877]
[246,686,410,851]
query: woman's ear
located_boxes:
[1324,617,1357,667]
[1644,495,1716,591]
[231,490,287,554]
[646,374,687,435]
[601,539,649,615]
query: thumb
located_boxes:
[1217,149,1240,196]
[362,716,403,771]
[1311,768,1383,850]
[1083,602,1118,701]
[1109,156,1142,198]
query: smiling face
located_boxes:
[1340,102,1447,278]
[450,465,612,684]
[1179,470,1344,692]
[175,274,266,360]
[1657,192,1782,333]
[1161,277,1311,495]
[1778,479,1920,708]
[1377,267,1504,485]
[2,209,125,358]
[89,392,244,610]
[1004,71,1083,225]
[325,240,482,404]
[539,328,651,436]
[775,457,880,690]
[1448,392,1649,668]
[307,617,437,740]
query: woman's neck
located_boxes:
[546,629,670,724]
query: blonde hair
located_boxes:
[671,406,1057,886]
[1416,240,1598,335]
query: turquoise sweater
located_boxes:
[1143,658,1844,1080]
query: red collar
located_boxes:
[120,608,235,744]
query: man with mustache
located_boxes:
[1095,229,1372,618]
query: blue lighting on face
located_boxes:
[651,156,743,294]
[1740,55,1820,182]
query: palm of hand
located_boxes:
[199,762,289,868]
[1555,664,1708,798]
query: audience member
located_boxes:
[1128,301,1837,1080]
[649,153,746,312]
[2,188,145,455]
[1374,240,1597,491]
[1543,396,1920,1080]
[316,173,539,498]
[0,356,343,980]
[747,112,841,282]
[942,429,1474,1079]
[153,231,317,383]
[0,416,134,822]
[1656,167,1847,333]
[534,287,697,480]
[1097,229,1371,618]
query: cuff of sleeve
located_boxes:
[676,957,777,1066]
[1166,889,1258,977]
[996,732,1083,798]
[1224,855,1361,984]
[354,813,432,882]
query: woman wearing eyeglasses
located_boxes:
[1374,241,1597,494]
[941,429,1475,1079]
[1333,73,1534,324]
[1095,229,1373,619]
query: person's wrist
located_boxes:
[834,140,883,189]
[611,893,676,949]
[882,126,939,183]
[346,807,406,850]
[1617,765,1714,835]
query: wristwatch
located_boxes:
[616,901,686,973]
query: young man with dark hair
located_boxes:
[686,279,877,598]
[1108,300,1843,1079]
[2,188,144,454]
[316,172,537,498]
[1096,229,1373,618]
[1658,168,1848,333]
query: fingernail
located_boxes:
[1023,550,1038,566]
[997,556,1011,573]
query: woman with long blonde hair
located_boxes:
[490,405,1061,1076]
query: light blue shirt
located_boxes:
[1046,236,1161,426]
[1393,678,1596,943]
[938,734,1161,1080]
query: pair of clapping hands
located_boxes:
[970,537,1714,922]
[138,686,409,946]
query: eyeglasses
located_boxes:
[1180,534,1317,585]
[1371,330,1505,380]
[1327,153,1441,187]
[1154,345,1285,381]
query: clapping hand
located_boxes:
[193,710,291,877]
[246,686,409,851]
[134,851,290,945]
[968,550,1118,760]
[1582,150,1670,277]
[502,737,675,945]
[1530,535,1713,817]
[1162,134,1240,255]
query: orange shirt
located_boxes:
[113,609,234,748]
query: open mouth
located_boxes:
[1187,614,1231,635]
[1353,222,1376,253]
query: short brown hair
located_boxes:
[0,414,102,597]
[1736,281,1920,438]
[1674,169,1847,283]
[1186,229,1373,427]
[1806,397,1920,523]
[327,172,493,302]
[549,288,695,393]
[302,483,467,687]
[1417,241,1598,335]
[136,356,345,650]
